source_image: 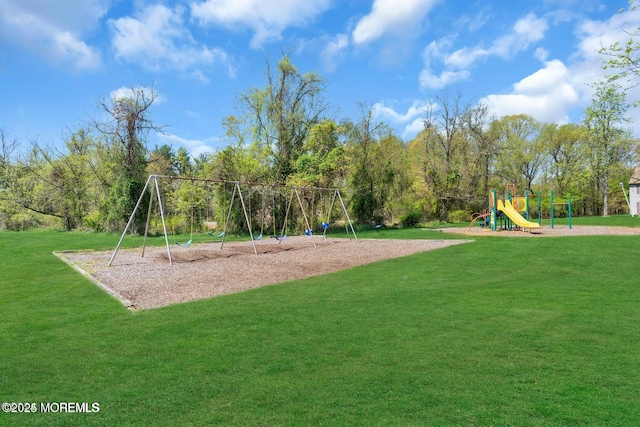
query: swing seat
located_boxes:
[208,231,225,238]
[175,239,192,247]
[272,234,287,242]
[254,234,262,241]
[304,229,313,236]
[321,222,329,230]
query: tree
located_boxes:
[0,128,18,191]
[376,133,413,222]
[175,147,193,176]
[415,89,481,220]
[2,129,99,230]
[539,123,587,197]
[147,144,176,176]
[464,103,498,204]
[0,129,24,229]
[583,80,634,216]
[291,119,347,188]
[237,54,328,184]
[344,104,407,224]
[91,85,165,231]
[491,114,546,193]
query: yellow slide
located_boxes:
[497,199,540,230]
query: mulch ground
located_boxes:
[57,236,470,310]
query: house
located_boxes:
[630,164,640,216]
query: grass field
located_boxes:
[1,218,639,426]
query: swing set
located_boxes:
[110,175,257,266]
[109,175,357,266]
[250,185,356,246]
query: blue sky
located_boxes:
[2,0,640,158]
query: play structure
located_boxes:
[490,189,540,232]
[109,175,357,266]
[471,185,572,233]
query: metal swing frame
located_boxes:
[109,175,357,266]
[109,175,256,266]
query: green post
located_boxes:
[525,190,530,220]
[550,190,554,229]
[568,198,572,229]
[491,189,497,231]
[537,191,541,226]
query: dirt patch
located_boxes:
[58,236,470,310]
[434,225,640,237]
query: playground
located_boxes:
[458,184,633,236]
[60,236,469,310]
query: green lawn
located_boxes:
[1,224,639,426]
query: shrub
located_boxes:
[400,211,422,228]
[448,209,472,223]
[6,212,41,230]
[83,211,104,232]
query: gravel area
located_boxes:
[58,236,470,310]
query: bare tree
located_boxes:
[0,128,19,190]
[92,85,166,181]
[421,88,476,220]
[90,85,166,231]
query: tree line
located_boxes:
[1,54,638,233]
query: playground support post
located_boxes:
[550,190,572,229]
[550,190,554,229]
[537,192,542,226]
[568,198,572,229]
[294,187,317,248]
[217,181,258,255]
[491,189,497,231]
[335,190,358,240]
[109,175,173,266]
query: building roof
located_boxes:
[630,164,640,185]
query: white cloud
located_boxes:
[0,0,104,70]
[352,0,440,45]
[320,34,349,72]
[157,132,218,158]
[420,13,550,90]
[453,9,490,33]
[535,47,549,61]
[514,59,570,94]
[481,60,579,123]
[419,69,470,90]
[110,86,165,104]
[574,6,640,82]
[191,0,333,49]
[110,4,232,80]
[491,13,549,58]
[475,7,640,136]
[403,118,427,138]
[419,37,472,89]
[373,100,429,122]
[443,46,488,69]
[445,13,549,69]
[372,100,434,138]
[569,6,640,134]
